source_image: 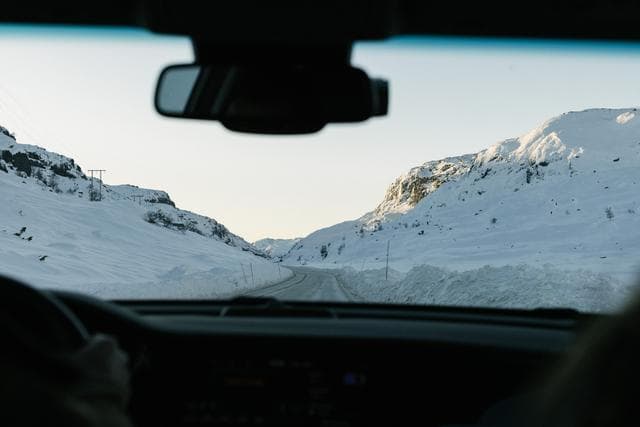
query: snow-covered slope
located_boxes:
[283,109,640,289]
[0,129,290,298]
[253,237,302,259]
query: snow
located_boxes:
[334,265,635,312]
[616,111,636,125]
[244,266,354,302]
[253,237,301,258]
[283,108,640,310]
[0,132,291,298]
[3,107,640,309]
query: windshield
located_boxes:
[1,26,639,312]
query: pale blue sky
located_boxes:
[1,26,640,241]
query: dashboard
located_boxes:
[56,293,589,427]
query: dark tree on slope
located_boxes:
[605,207,614,220]
[320,244,328,260]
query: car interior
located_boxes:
[1,1,639,426]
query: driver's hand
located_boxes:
[1,333,133,427]
[67,334,133,427]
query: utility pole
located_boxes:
[250,263,255,287]
[132,195,143,205]
[88,169,106,199]
[385,240,390,281]
[240,263,248,285]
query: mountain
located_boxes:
[282,108,640,286]
[0,128,288,298]
[253,237,302,258]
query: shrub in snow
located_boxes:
[369,221,383,232]
[184,219,204,236]
[33,168,45,183]
[208,221,230,240]
[320,244,328,259]
[525,168,533,184]
[51,163,75,178]
[480,168,492,179]
[144,209,173,226]
[147,195,176,207]
[605,206,614,220]
[46,173,61,193]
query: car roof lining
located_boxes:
[2,1,640,42]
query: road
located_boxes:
[243,266,358,302]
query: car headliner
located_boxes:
[2,1,640,44]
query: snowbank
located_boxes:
[334,264,637,312]
[78,263,292,299]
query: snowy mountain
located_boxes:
[253,237,302,258]
[0,128,289,298]
[283,108,640,290]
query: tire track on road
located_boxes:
[243,272,308,297]
[241,267,354,302]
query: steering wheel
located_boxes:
[0,274,89,353]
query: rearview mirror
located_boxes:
[155,64,388,134]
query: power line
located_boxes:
[240,263,248,285]
[0,83,75,155]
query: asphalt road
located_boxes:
[242,266,358,302]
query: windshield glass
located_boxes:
[1,26,639,311]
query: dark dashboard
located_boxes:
[54,293,594,427]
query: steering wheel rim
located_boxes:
[0,274,89,352]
